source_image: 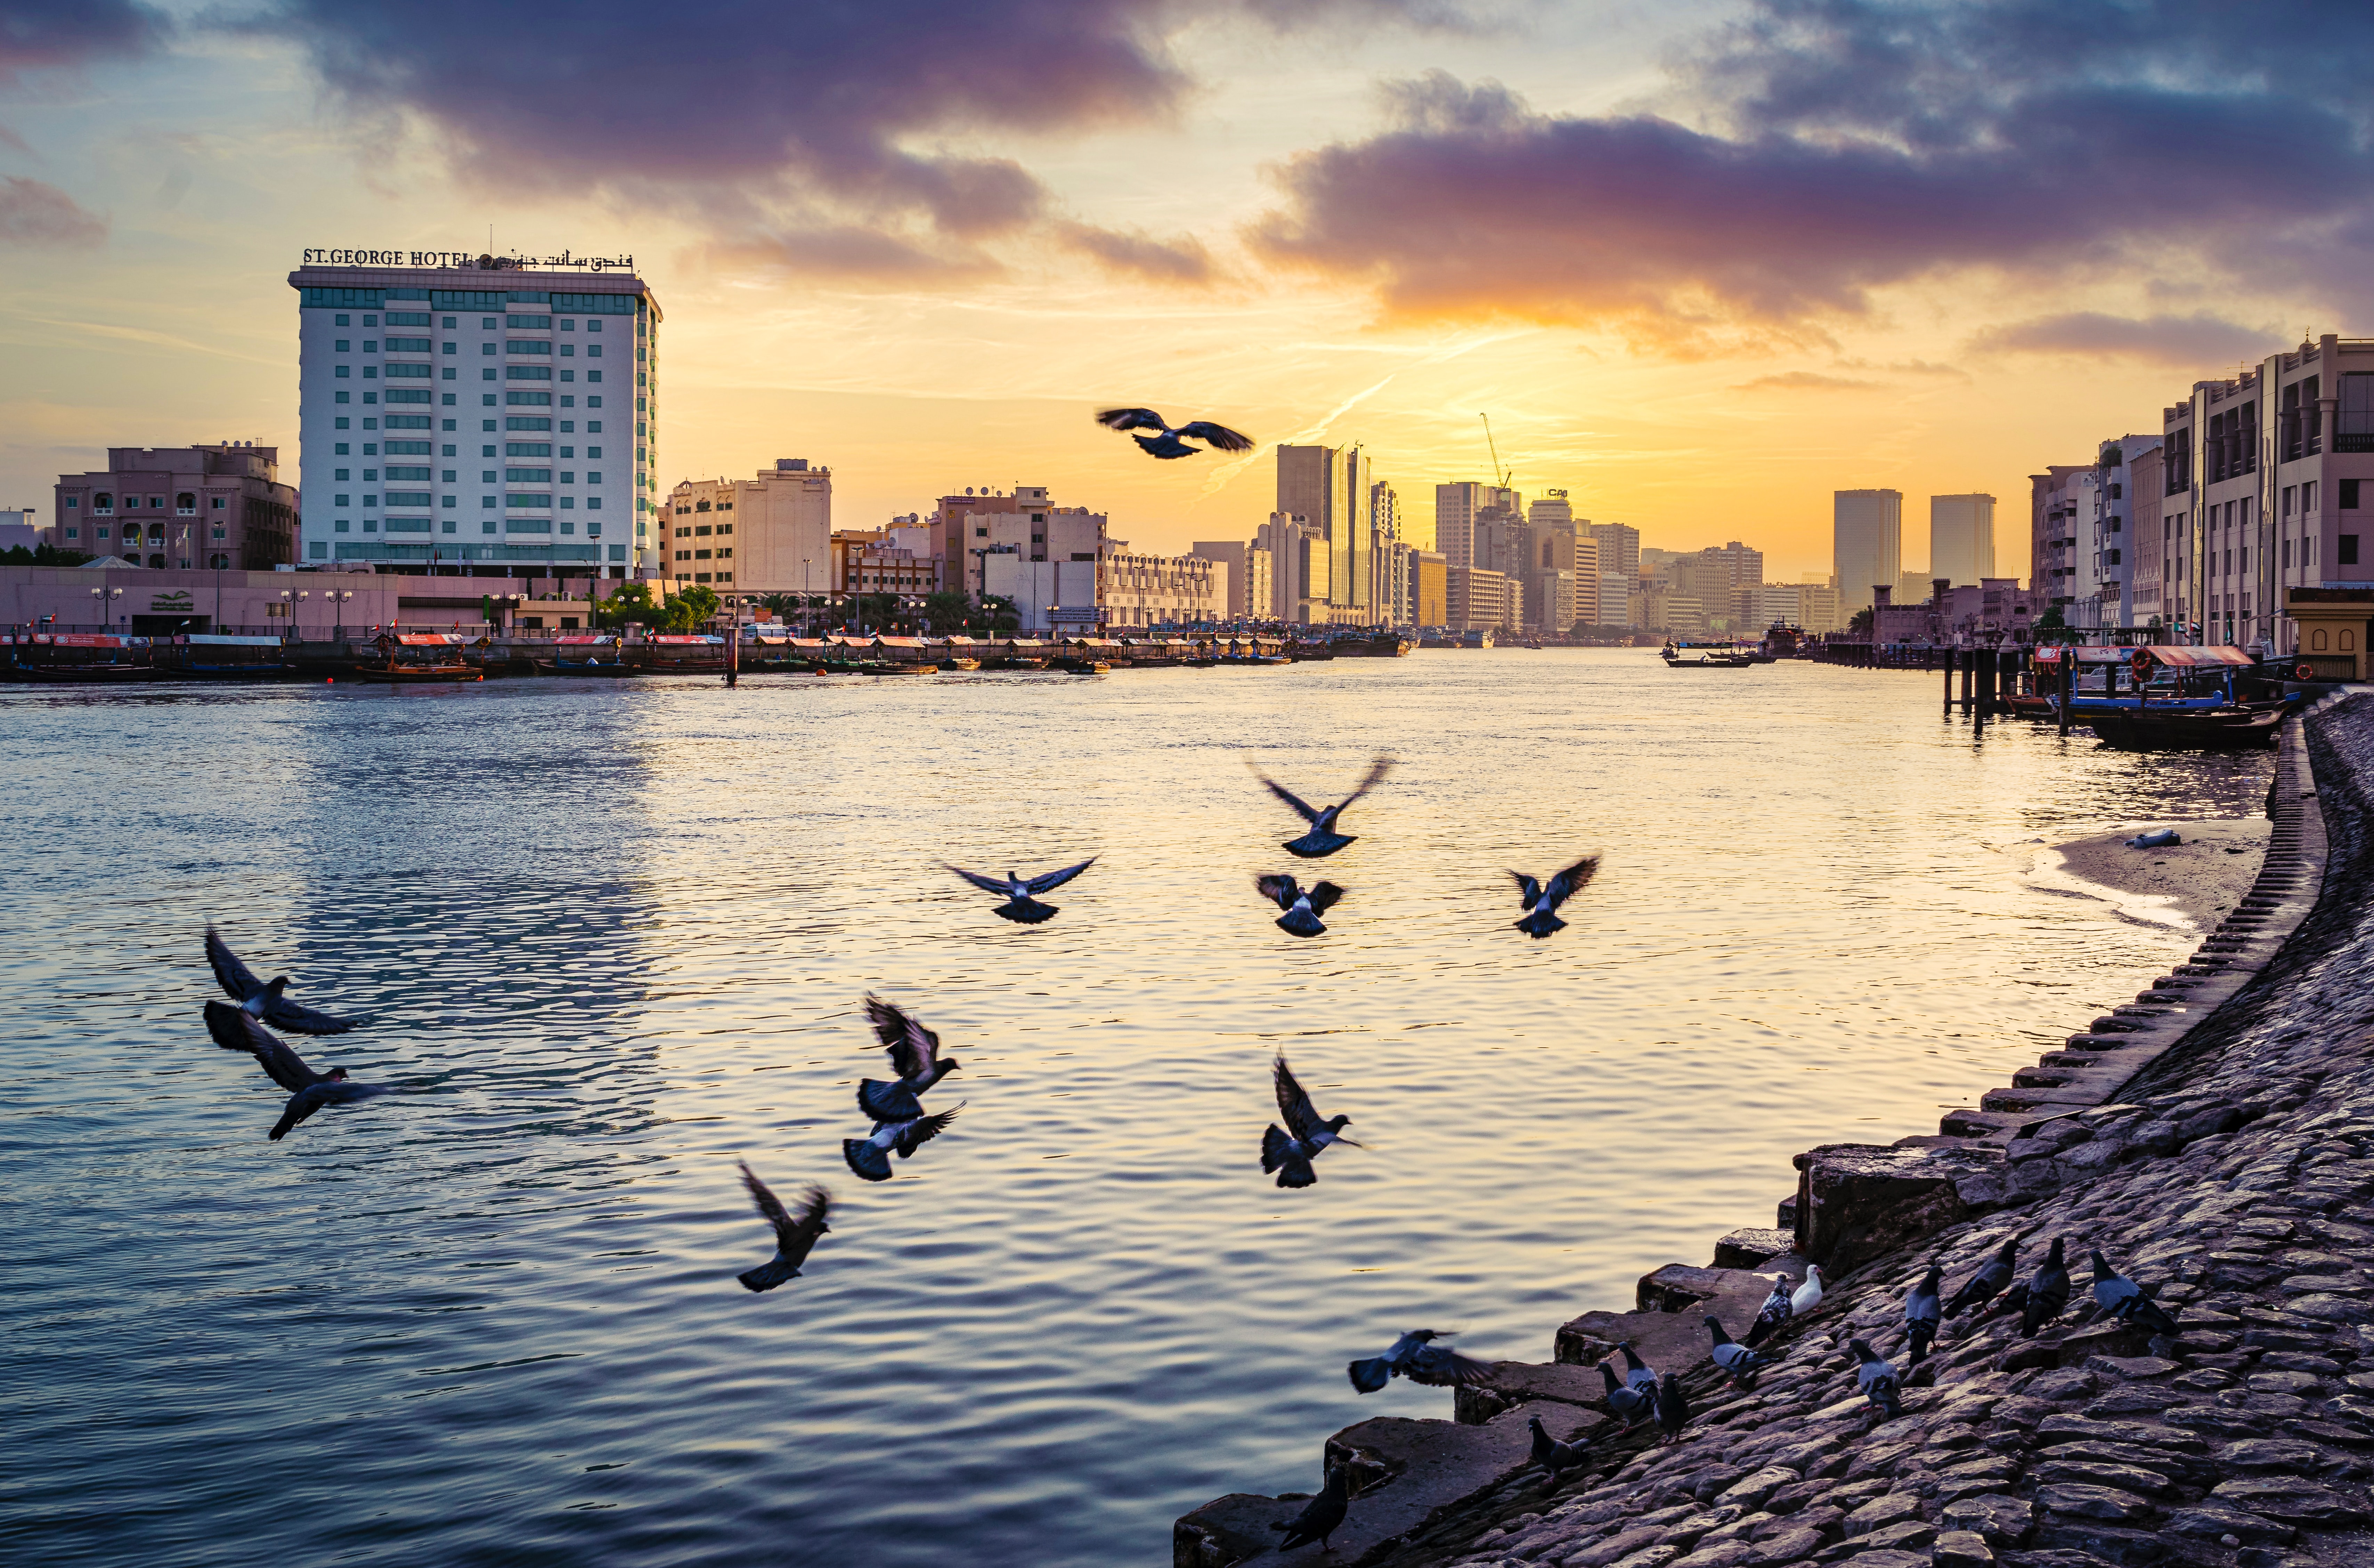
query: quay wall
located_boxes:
[1180,694,2374,1568]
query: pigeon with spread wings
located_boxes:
[735,1163,832,1292]
[203,999,390,1140]
[1257,874,1343,938]
[856,994,960,1122]
[206,925,365,1034]
[843,1104,964,1184]
[1347,1329,1495,1394]
[945,857,1097,925]
[1250,755,1392,859]
[1261,1053,1360,1188]
[1511,855,1601,939]
[1093,407,1255,461]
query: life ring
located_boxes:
[2129,648,2152,673]
[2296,661,2315,682]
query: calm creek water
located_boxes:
[0,652,2276,1566]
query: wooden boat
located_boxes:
[1051,657,1111,674]
[985,655,1048,671]
[2088,705,2285,750]
[352,633,481,683]
[9,660,155,683]
[858,660,934,676]
[1330,633,1414,657]
[937,657,982,671]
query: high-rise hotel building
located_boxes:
[287,259,661,577]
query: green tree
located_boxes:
[921,591,972,634]
[2034,603,2069,643]
[1,542,92,567]
[594,582,660,629]
[1849,607,1875,636]
[661,584,720,632]
[972,594,1020,635]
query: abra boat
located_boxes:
[1661,640,1755,668]
[2089,704,2286,750]
[6,633,155,682]
[2036,644,2287,719]
[352,633,479,683]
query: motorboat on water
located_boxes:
[1660,639,1756,668]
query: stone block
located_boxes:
[1929,1529,1993,1568]
[1840,1492,1922,1536]
[2160,1502,2297,1545]
[1564,1525,1664,1567]
[1936,1493,2032,1546]
[1556,1272,1777,1371]
[1713,1466,1800,1513]
[1830,1552,1927,1568]
[1793,1143,2000,1276]
[2030,1459,2174,1496]
[1747,1525,1821,1563]
[2209,1478,2372,1526]
[1456,1362,1612,1425]
[1853,1519,1936,1554]
[1712,1228,1799,1271]
[2031,1520,2170,1564]
[1638,1264,1786,1315]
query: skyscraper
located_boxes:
[1833,489,1903,611]
[1278,444,1377,620]
[288,257,661,577]
[1435,481,1520,574]
[1928,494,1997,586]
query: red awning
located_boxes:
[396,633,461,645]
[2141,645,2253,666]
[48,634,125,648]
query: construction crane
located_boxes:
[1479,414,1513,491]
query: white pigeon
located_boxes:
[1791,1264,1824,1315]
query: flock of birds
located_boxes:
[189,745,2191,1559]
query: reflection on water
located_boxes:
[0,655,2274,1566]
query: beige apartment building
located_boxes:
[662,458,832,592]
[1413,551,1447,626]
[1929,494,1997,586]
[50,443,298,570]
[1101,552,1227,628]
[1446,564,1516,631]
[1834,489,1902,611]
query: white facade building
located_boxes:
[2090,436,2160,630]
[289,260,661,578]
[1594,570,1631,628]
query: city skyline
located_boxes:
[9,4,2368,583]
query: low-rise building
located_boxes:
[662,458,833,593]
[1592,570,1631,628]
[1446,564,1515,631]
[1102,551,1226,628]
[50,444,298,570]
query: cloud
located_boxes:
[1249,2,2374,333]
[712,226,1003,285]
[255,1,1456,274]
[1058,222,1213,284]
[0,0,164,83]
[1732,370,1876,391]
[1966,311,2276,367]
[0,174,103,245]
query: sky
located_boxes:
[5,0,2371,583]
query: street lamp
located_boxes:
[90,585,122,628]
[326,588,353,641]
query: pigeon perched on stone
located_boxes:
[1261,1054,1360,1189]
[206,925,365,1034]
[1742,1275,1792,1348]
[1904,1264,1943,1364]
[1848,1337,1903,1420]
[1944,1235,2020,1318]
[202,999,390,1140]
[2023,1237,2073,1338]
[855,995,960,1122]
[1599,1358,1653,1428]
[1791,1264,1824,1315]
[2089,1249,2181,1338]
[945,857,1096,924]
[734,1163,831,1292]
[1095,406,1255,460]
[1983,1281,2031,1325]
[1271,1465,1351,1552]
[1250,756,1392,859]
[1654,1371,1691,1445]
[1347,1329,1494,1395]
[1705,1316,1772,1389]
[842,1104,963,1183]
[1528,1415,1592,1482]
[1258,874,1344,939]
[1510,855,1601,939]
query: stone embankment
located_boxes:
[1180,695,2374,1568]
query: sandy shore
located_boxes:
[2034,815,2270,930]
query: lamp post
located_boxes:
[327,588,353,642]
[90,584,122,630]
[800,558,812,636]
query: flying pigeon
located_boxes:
[734,1162,831,1292]
[1742,1275,1792,1348]
[1510,855,1601,939]
[1791,1264,1824,1315]
[1944,1235,2020,1318]
[855,994,960,1122]
[842,1104,963,1184]
[1654,1371,1691,1446]
[1705,1316,1772,1389]
[206,925,364,1034]
[1848,1337,1903,1420]
[1261,1054,1360,1189]
[2022,1237,2072,1338]
[2089,1249,2181,1339]
[1094,406,1255,461]
[1598,1358,1653,1429]
[1258,874,1344,938]
[1904,1264,1943,1364]
[1250,755,1393,858]
[945,857,1097,924]
[202,999,389,1140]
[1270,1465,1350,1553]
[1347,1329,1495,1395]
[1527,1415,1592,1482]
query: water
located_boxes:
[0,653,2275,1566]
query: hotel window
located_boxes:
[95,493,113,513]
[363,340,377,352]
[2345,480,2363,510]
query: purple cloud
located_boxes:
[1967,311,2276,366]
[1250,2,2374,332]
[0,173,104,244]
[1059,222,1213,284]
[0,0,163,83]
[261,1,1449,256]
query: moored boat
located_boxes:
[2088,704,2285,750]
[351,632,481,683]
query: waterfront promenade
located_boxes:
[1179,695,2374,1568]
